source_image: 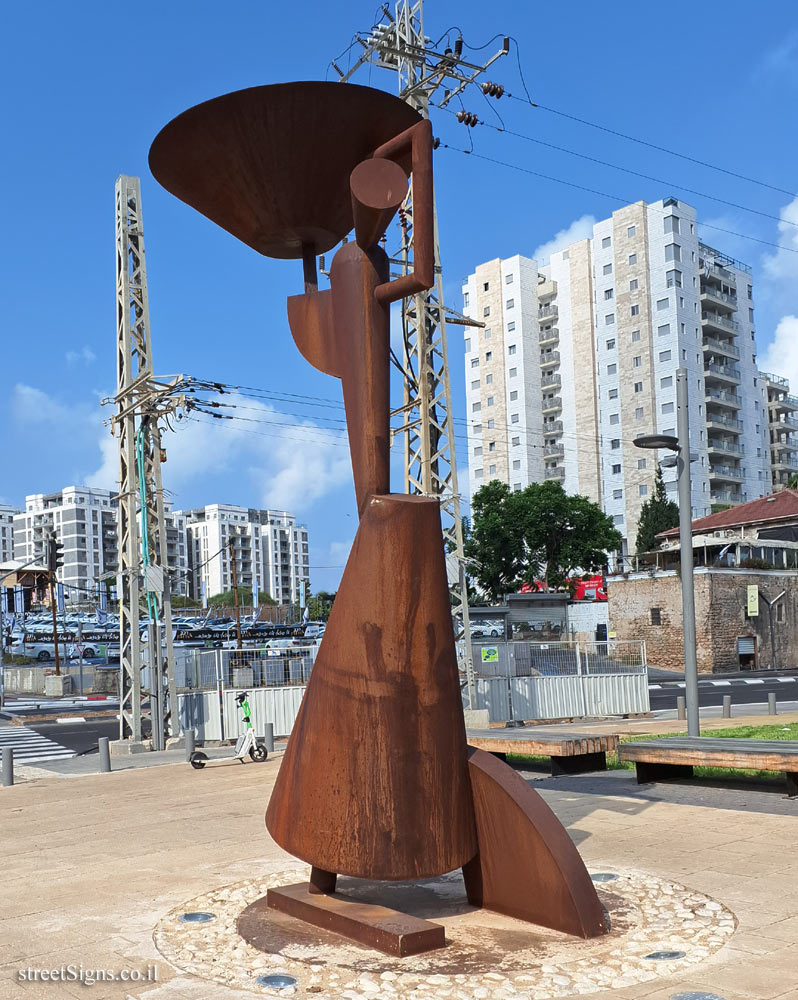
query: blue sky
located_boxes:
[2,1,797,592]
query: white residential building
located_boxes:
[0,505,19,564]
[462,198,772,559]
[180,504,309,604]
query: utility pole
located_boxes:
[229,537,243,651]
[113,175,183,749]
[46,535,62,677]
[334,2,508,706]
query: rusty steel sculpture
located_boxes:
[149,81,607,956]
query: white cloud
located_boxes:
[86,392,352,513]
[759,315,798,389]
[532,214,596,267]
[65,346,97,366]
[761,196,798,286]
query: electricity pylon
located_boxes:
[334,2,508,704]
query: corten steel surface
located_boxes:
[265,494,477,879]
[256,884,446,957]
[148,82,422,259]
[463,749,608,938]
[150,80,605,949]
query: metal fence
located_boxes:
[175,645,317,691]
[467,640,648,722]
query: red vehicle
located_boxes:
[519,574,607,601]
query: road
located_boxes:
[648,673,798,711]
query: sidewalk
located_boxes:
[1,741,797,998]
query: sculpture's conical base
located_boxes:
[266,494,477,880]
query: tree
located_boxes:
[635,465,680,554]
[208,587,277,608]
[465,479,622,600]
[787,473,798,489]
[307,591,336,621]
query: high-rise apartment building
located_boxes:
[761,373,798,489]
[0,505,20,564]
[462,198,774,558]
[180,504,309,604]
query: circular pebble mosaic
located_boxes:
[153,862,736,999]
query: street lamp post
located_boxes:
[634,366,700,737]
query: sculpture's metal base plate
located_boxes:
[248,883,445,956]
[154,863,737,998]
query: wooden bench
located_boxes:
[620,738,798,797]
[466,729,618,776]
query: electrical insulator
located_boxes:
[432,136,440,150]
[455,110,478,127]
[480,81,505,99]
[454,37,463,58]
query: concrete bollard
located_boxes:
[185,729,196,761]
[2,747,13,787]
[768,692,777,716]
[98,737,111,773]
[264,723,274,753]
[676,695,686,721]
[722,694,732,719]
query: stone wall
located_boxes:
[608,568,797,673]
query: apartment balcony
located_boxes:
[700,286,737,312]
[540,350,560,366]
[702,311,739,335]
[706,387,742,409]
[541,372,561,390]
[538,327,559,346]
[706,412,743,434]
[538,304,559,321]
[768,393,798,415]
[771,455,798,472]
[763,371,789,389]
[703,262,737,288]
[775,415,798,432]
[544,443,565,458]
[543,419,564,436]
[544,465,565,481]
[704,361,741,386]
[711,489,742,505]
[707,438,744,459]
[702,335,740,360]
[541,395,562,414]
[709,464,743,482]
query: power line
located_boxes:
[437,143,798,256]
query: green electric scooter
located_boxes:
[189,692,268,768]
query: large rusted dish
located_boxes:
[148,82,421,259]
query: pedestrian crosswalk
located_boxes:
[2,696,117,713]
[0,725,77,763]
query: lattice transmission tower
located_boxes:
[113,175,181,749]
[335,2,508,703]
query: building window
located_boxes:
[633,356,642,367]
[629,253,637,265]
[487,396,494,407]
[661,375,673,388]
[606,338,616,350]
[657,297,669,311]
[484,327,492,339]
[506,298,515,309]
[612,463,621,474]
[665,243,681,262]
[509,367,517,377]
[662,401,674,414]
[471,358,479,368]
[630,279,638,291]
[562,250,570,260]
[507,321,516,332]
[634,381,643,393]
[485,373,493,385]
[505,273,514,284]
[607,363,617,375]
[474,468,483,478]
[511,414,519,423]
[605,313,615,325]
[635,407,644,419]
[473,446,482,456]
[512,436,520,446]
[613,489,623,500]
[658,323,670,337]
[638,458,647,470]
[610,413,620,425]
[463,292,469,307]
[487,419,495,428]
[483,282,489,291]
[666,269,682,288]
[650,607,662,625]
[510,390,518,401]
[602,236,612,248]
[603,263,613,275]
[747,284,753,299]
[632,329,641,342]
[659,350,672,362]
[605,288,614,300]
[464,338,471,352]
[471,379,480,390]
[611,438,621,450]
[631,304,640,316]
[488,441,496,452]
[664,215,680,234]
[485,351,492,361]
[483,305,490,317]
[609,388,618,399]
[613,514,624,525]
[513,460,521,470]
[508,344,517,354]
[627,225,636,238]
[472,402,481,412]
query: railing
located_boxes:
[771,393,798,410]
[706,413,743,430]
[544,420,564,434]
[707,439,744,456]
[538,305,559,319]
[706,387,742,406]
[176,645,318,691]
[544,443,565,456]
[701,286,737,307]
[773,456,798,470]
[702,336,740,358]
[762,371,789,387]
[542,396,562,411]
[705,361,741,381]
[544,465,565,480]
[539,327,559,342]
[540,350,560,365]
[778,416,798,430]
[711,490,742,503]
[541,373,561,388]
[709,465,743,480]
[702,312,739,333]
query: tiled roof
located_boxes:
[659,489,798,538]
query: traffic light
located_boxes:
[47,535,64,575]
